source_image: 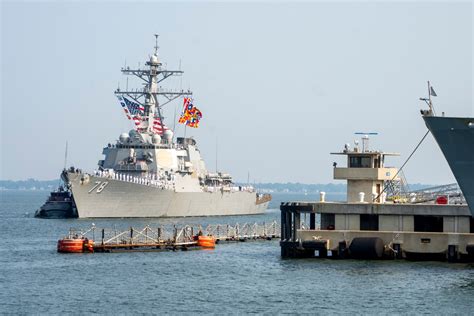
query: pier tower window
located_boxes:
[470,217,474,234]
[360,214,379,231]
[414,215,443,232]
[349,156,371,168]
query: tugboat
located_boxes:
[35,170,77,218]
[35,186,77,218]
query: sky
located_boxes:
[1,1,473,185]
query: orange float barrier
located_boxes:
[57,238,94,253]
[197,235,216,248]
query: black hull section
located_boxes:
[423,116,474,214]
[34,202,77,218]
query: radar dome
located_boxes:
[119,133,130,143]
[164,129,173,142]
[129,130,138,138]
[150,54,160,65]
[152,134,161,144]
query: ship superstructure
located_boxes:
[65,36,270,218]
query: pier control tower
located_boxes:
[331,135,399,203]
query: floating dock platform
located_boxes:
[58,221,280,253]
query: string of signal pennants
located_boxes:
[178,97,202,128]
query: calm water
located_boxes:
[1,191,473,314]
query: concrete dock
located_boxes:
[280,201,474,261]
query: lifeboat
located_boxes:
[57,238,94,253]
[197,235,216,248]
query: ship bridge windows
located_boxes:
[349,156,372,168]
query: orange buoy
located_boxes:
[57,238,94,253]
[197,235,216,248]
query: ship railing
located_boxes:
[203,186,255,193]
[93,171,176,190]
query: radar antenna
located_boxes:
[114,35,192,144]
[154,34,159,54]
[354,132,378,152]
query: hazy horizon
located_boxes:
[1,1,473,184]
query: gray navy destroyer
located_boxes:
[64,36,271,218]
[420,82,474,215]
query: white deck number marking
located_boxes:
[88,181,109,194]
[88,181,101,193]
[96,181,108,193]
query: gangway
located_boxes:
[388,183,466,204]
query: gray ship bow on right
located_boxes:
[420,81,474,214]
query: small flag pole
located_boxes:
[215,135,218,173]
[59,141,68,188]
[63,141,68,171]
[172,102,178,142]
[427,81,432,113]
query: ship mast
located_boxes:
[114,35,192,143]
[420,81,436,116]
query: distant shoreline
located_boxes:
[1,179,435,193]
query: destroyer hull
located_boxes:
[423,116,474,214]
[67,172,268,218]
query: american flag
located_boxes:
[116,95,144,117]
[152,117,169,135]
[132,115,141,126]
[123,108,132,120]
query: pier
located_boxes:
[280,201,474,261]
[58,221,280,253]
[279,134,474,262]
